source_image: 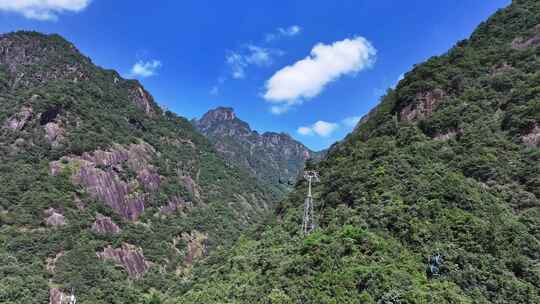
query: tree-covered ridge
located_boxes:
[178,0,540,302]
[0,31,278,303]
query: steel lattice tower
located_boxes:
[302,170,319,235]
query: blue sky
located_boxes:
[0,0,510,150]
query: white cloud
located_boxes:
[210,86,219,96]
[269,104,291,115]
[297,126,313,136]
[266,25,302,42]
[264,36,376,113]
[281,25,302,36]
[297,120,339,137]
[226,52,246,79]
[129,60,162,78]
[342,116,361,127]
[226,45,282,79]
[0,0,91,21]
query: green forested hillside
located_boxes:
[0,32,278,303]
[2,0,540,303]
[178,0,540,303]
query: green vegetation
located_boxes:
[176,0,540,302]
[2,0,540,302]
[0,32,276,303]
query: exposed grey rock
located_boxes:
[49,288,65,304]
[522,124,540,147]
[511,28,540,50]
[137,168,161,192]
[159,196,191,215]
[92,213,121,235]
[46,251,64,273]
[97,243,149,278]
[44,208,66,227]
[3,105,33,130]
[433,129,463,141]
[0,33,90,88]
[43,122,65,147]
[181,230,208,266]
[49,142,161,221]
[129,85,155,116]
[400,89,445,122]
[74,161,146,220]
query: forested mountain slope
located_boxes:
[0,31,278,303]
[179,0,540,302]
[194,107,324,197]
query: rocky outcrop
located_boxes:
[179,175,202,202]
[194,107,323,190]
[159,196,191,215]
[137,168,161,192]
[44,208,66,227]
[181,231,208,266]
[196,107,236,131]
[97,243,149,278]
[73,162,146,220]
[522,124,540,147]
[511,35,540,49]
[433,129,463,141]
[50,142,161,221]
[49,288,76,304]
[0,32,90,88]
[3,105,33,131]
[49,288,66,304]
[129,85,156,116]
[91,214,121,235]
[43,122,65,147]
[511,25,540,50]
[46,251,64,273]
[400,89,445,122]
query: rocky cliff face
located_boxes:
[97,243,150,279]
[0,31,277,303]
[195,107,324,195]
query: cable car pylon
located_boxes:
[302,170,319,235]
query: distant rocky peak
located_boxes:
[196,107,252,135]
[194,106,325,194]
[200,107,236,123]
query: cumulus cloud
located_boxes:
[266,25,302,42]
[342,116,361,127]
[297,120,339,137]
[0,0,91,21]
[129,60,162,78]
[264,36,376,113]
[297,114,364,138]
[226,45,282,79]
[226,52,247,79]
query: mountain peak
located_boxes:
[200,107,237,122]
[194,107,324,194]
